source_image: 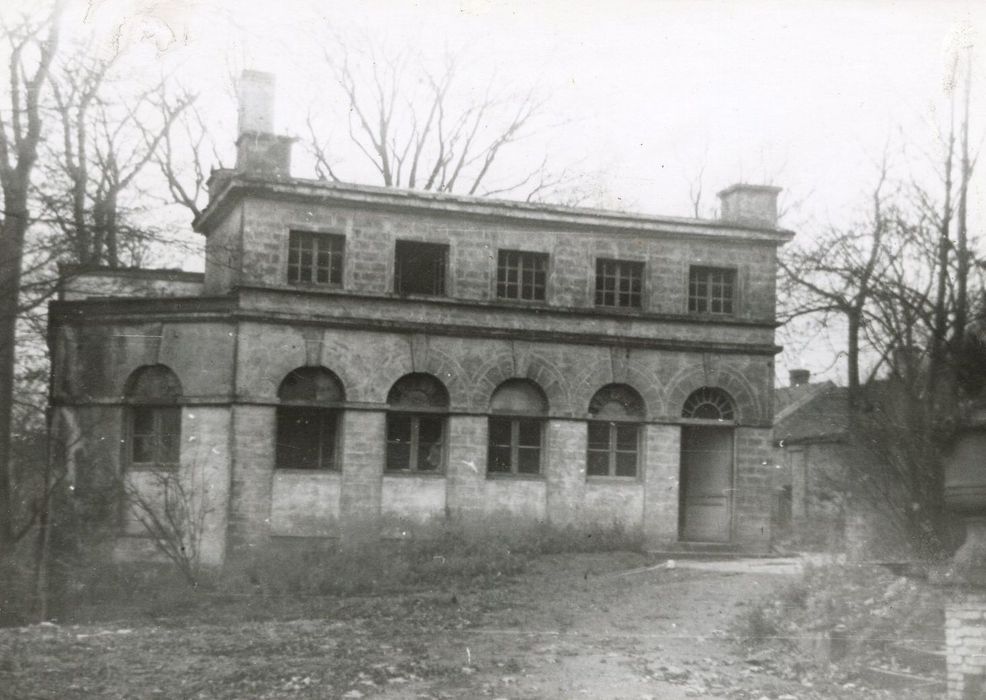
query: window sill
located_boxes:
[586,475,641,484]
[485,472,544,481]
[593,305,644,313]
[274,468,341,476]
[126,464,179,472]
[288,280,343,288]
[383,470,445,478]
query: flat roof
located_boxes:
[194,174,795,244]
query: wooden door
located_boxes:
[679,426,734,542]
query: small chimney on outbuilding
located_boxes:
[233,70,294,179]
[789,369,811,387]
[718,184,782,228]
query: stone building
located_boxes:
[48,72,792,565]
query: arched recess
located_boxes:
[488,379,548,476]
[386,373,449,472]
[665,364,762,425]
[124,364,183,469]
[681,387,736,421]
[587,384,646,478]
[469,351,573,415]
[276,367,346,470]
[678,385,736,543]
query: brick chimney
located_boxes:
[789,369,810,387]
[718,184,782,228]
[233,70,294,179]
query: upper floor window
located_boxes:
[125,365,182,469]
[586,384,645,478]
[276,367,345,470]
[497,250,547,301]
[595,258,643,308]
[688,266,735,314]
[488,379,547,476]
[394,241,448,296]
[386,373,449,472]
[288,231,344,285]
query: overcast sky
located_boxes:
[21,0,986,382]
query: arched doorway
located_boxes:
[679,387,736,542]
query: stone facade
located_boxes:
[48,77,792,565]
[946,590,986,699]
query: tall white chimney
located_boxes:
[237,70,276,135]
[232,70,294,179]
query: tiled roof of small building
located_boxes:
[774,381,850,445]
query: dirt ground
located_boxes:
[0,552,941,699]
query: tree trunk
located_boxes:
[0,185,28,545]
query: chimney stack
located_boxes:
[789,369,810,387]
[718,184,782,228]
[233,70,294,180]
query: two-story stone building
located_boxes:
[48,72,792,565]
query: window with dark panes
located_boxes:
[497,250,547,301]
[688,266,735,314]
[487,379,547,476]
[275,367,345,470]
[594,258,643,308]
[394,241,448,296]
[287,231,344,285]
[386,374,449,472]
[586,384,645,478]
[125,364,183,469]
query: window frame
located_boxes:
[487,415,544,477]
[275,405,340,471]
[394,240,449,296]
[496,249,548,302]
[287,230,345,286]
[594,258,645,309]
[586,421,641,478]
[688,265,737,315]
[385,411,446,473]
[128,404,182,470]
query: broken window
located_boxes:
[487,379,547,476]
[394,241,448,296]
[586,384,645,477]
[688,266,735,314]
[287,231,344,285]
[125,365,183,469]
[386,373,448,472]
[276,367,345,470]
[497,250,548,301]
[595,258,644,308]
[682,387,735,421]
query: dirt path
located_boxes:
[372,554,812,699]
[1,553,936,699]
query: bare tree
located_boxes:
[305,33,575,201]
[0,2,61,547]
[39,58,197,268]
[778,53,982,556]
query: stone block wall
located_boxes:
[228,197,780,322]
[946,590,986,699]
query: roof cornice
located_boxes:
[194,175,795,244]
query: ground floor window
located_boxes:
[587,422,639,477]
[130,405,181,468]
[276,407,338,470]
[386,413,444,472]
[488,417,542,475]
